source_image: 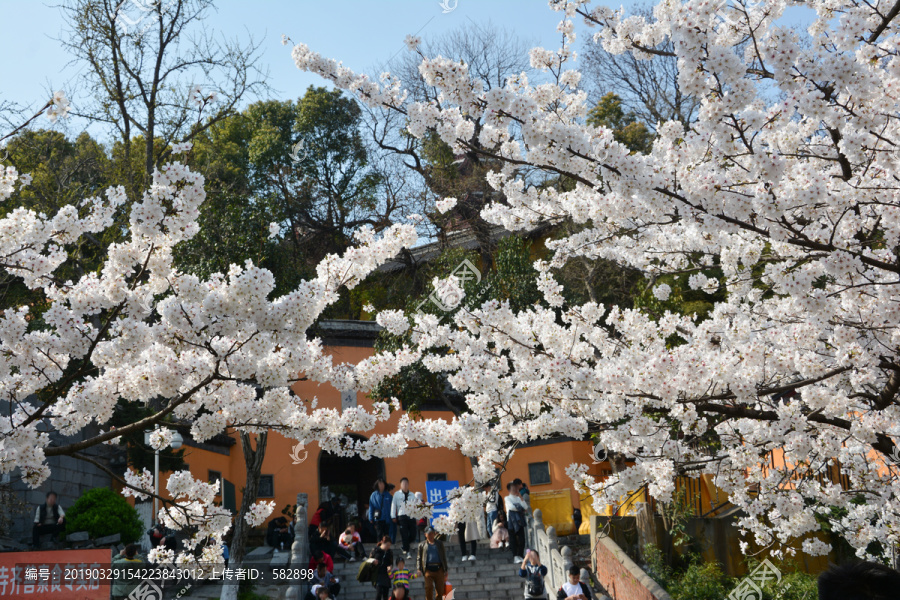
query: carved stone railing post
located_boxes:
[284,493,309,600]
[546,526,559,589]
[530,508,543,552]
[561,545,574,589]
[580,567,594,597]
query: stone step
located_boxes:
[320,540,536,600]
[269,551,290,569]
[333,563,526,576]
[339,590,522,600]
[329,567,528,600]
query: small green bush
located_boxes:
[643,544,818,600]
[65,487,143,544]
[771,571,818,600]
[669,559,732,600]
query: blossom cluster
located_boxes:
[245,500,276,527]
[45,91,70,122]
[289,0,900,558]
[148,428,175,451]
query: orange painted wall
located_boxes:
[173,342,592,528]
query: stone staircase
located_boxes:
[331,540,527,600]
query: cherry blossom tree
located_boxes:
[1,93,419,567]
[9,0,900,568]
[290,0,900,560]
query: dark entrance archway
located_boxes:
[318,435,385,538]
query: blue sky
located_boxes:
[1,0,815,135]
[0,1,586,119]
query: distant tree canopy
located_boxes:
[178,86,408,315]
[587,92,654,154]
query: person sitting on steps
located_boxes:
[305,563,340,600]
[339,524,364,561]
[490,510,510,549]
[32,491,65,549]
[267,516,294,551]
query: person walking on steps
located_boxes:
[457,497,487,563]
[416,526,448,600]
[371,535,395,600]
[391,477,417,558]
[513,478,531,508]
[557,565,594,600]
[391,556,417,590]
[505,482,529,562]
[369,478,393,542]
[520,550,548,600]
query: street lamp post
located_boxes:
[143,427,184,524]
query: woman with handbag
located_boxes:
[371,536,395,600]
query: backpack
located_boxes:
[356,558,377,583]
[526,568,545,597]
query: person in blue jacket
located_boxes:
[368,478,393,541]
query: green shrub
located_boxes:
[643,544,673,589]
[65,487,143,544]
[644,543,819,600]
[769,571,819,600]
[669,559,732,600]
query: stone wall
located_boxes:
[2,426,119,544]
[590,515,672,600]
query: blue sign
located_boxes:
[425,480,459,524]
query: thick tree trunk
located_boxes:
[220,431,268,600]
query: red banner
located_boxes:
[0,549,110,599]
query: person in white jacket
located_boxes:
[505,482,529,562]
[390,477,417,557]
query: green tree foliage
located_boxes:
[178,87,389,312]
[587,92,654,154]
[65,487,144,544]
[0,130,119,314]
[290,87,384,256]
[632,270,726,323]
[372,236,541,413]
[175,100,289,288]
